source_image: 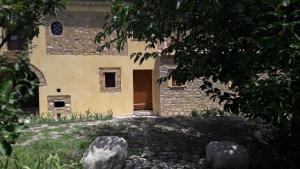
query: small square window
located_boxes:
[167,69,186,88]
[104,72,116,88]
[172,79,181,87]
[99,68,121,92]
[169,78,186,87]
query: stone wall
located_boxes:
[159,57,225,116]
[47,95,71,115]
[45,11,127,55]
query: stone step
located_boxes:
[133,110,154,116]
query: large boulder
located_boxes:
[83,136,128,169]
[206,141,249,169]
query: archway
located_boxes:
[29,64,47,87]
[20,64,46,114]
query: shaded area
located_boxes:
[80,117,260,168]
[20,86,39,114]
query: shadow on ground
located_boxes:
[78,116,261,169]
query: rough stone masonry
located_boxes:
[159,56,228,116]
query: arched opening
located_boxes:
[20,64,46,115]
[20,71,39,115]
[51,21,63,35]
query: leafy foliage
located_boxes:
[96,0,300,135]
[0,0,67,48]
[0,53,37,156]
[0,0,67,156]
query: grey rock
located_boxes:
[83,136,128,169]
[124,155,151,169]
[206,141,249,169]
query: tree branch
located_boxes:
[0,31,13,49]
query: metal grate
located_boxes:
[51,22,63,35]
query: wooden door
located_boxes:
[133,70,153,110]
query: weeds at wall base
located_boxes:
[20,110,113,126]
[190,108,240,118]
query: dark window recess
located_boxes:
[51,22,63,35]
[54,101,65,108]
[104,72,116,88]
[56,88,61,93]
[172,79,180,86]
[7,34,25,50]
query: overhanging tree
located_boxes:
[0,0,67,156]
[96,0,300,136]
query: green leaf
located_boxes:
[0,67,14,73]
[0,140,12,156]
[0,80,13,101]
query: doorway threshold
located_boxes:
[133,110,154,116]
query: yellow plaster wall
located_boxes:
[30,27,160,116]
[28,3,161,116]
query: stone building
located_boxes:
[0,0,222,116]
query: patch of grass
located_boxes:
[16,131,36,143]
[60,132,76,139]
[13,137,90,161]
[0,122,93,169]
[0,153,82,169]
[73,125,86,131]
[1,139,88,168]
[40,128,57,137]
[7,137,90,168]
